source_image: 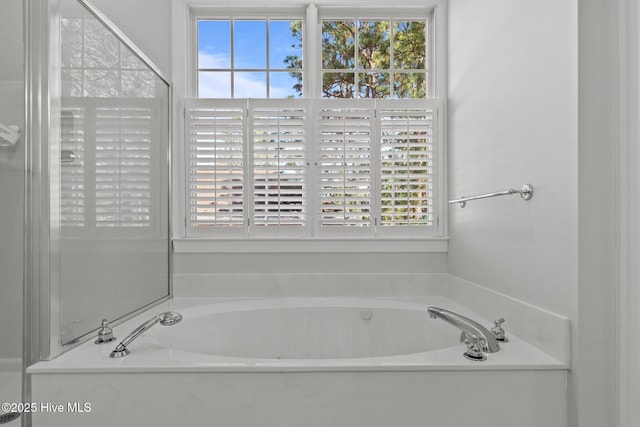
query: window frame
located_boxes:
[171,0,448,252]
[195,14,305,98]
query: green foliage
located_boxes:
[284,21,303,96]
[286,19,427,98]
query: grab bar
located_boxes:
[449,184,533,208]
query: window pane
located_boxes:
[61,18,83,68]
[322,72,355,98]
[62,70,82,97]
[270,72,302,98]
[269,20,302,70]
[358,21,390,70]
[393,21,426,70]
[322,20,355,70]
[84,19,120,69]
[199,71,231,98]
[235,20,266,69]
[122,71,157,98]
[234,72,267,98]
[121,48,147,69]
[198,20,231,69]
[84,70,119,97]
[358,72,390,98]
[393,72,426,98]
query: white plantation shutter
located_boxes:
[378,100,435,231]
[183,98,439,238]
[251,101,307,231]
[186,100,246,235]
[317,100,373,233]
[95,105,154,228]
[59,99,160,235]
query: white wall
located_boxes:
[0,0,25,360]
[619,0,640,424]
[447,0,578,316]
[576,0,619,426]
[448,0,618,427]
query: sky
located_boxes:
[198,19,302,98]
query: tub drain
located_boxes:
[0,412,21,424]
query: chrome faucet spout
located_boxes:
[110,311,182,358]
[427,306,500,353]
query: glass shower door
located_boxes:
[50,0,171,350]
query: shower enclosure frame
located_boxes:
[23,0,173,421]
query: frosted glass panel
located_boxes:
[54,0,170,347]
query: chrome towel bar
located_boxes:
[449,184,533,208]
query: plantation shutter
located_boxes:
[250,100,308,232]
[59,99,160,235]
[378,100,435,232]
[317,100,373,234]
[94,104,154,229]
[185,99,246,236]
[183,98,438,238]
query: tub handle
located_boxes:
[462,334,487,361]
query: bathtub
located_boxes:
[29,296,568,427]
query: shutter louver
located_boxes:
[186,100,245,234]
[317,101,372,229]
[251,102,307,228]
[379,104,434,227]
[95,106,153,228]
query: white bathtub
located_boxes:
[29,297,568,426]
[153,298,462,361]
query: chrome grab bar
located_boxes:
[449,183,533,208]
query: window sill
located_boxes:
[172,237,449,254]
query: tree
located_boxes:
[286,19,427,98]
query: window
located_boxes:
[321,19,428,98]
[59,16,166,236]
[183,3,443,241]
[197,18,303,98]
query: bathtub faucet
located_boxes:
[426,306,500,361]
[109,311,182,358]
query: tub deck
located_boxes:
[28,296,567,373]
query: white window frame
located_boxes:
[171,0,448,253]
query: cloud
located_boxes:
[199,72,298,98]
[198,51,230,69]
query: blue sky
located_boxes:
[198,19,302,98]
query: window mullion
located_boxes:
[230,19,235,98]
[266,18,270,98]
[305,4,319,98]
[245,100,252,237]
